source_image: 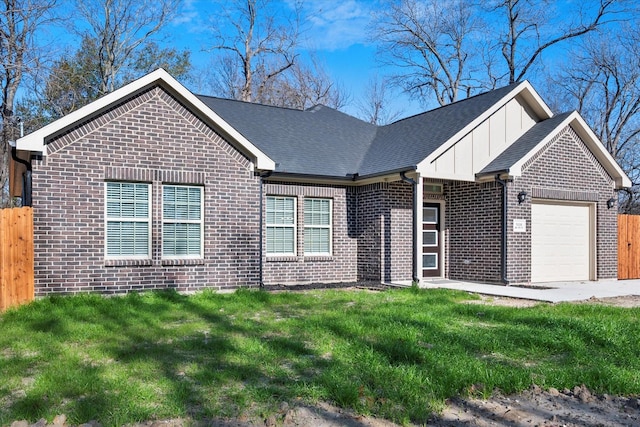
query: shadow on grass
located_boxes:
[1,290,326,425]
[1,288,639,426]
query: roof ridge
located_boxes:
[386,81,523,125]
[194,94,309,113]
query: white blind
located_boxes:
[266,196,296,255]
[304,198,331,255]
[105,182,150,257]
[163,185,203,257]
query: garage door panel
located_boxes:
[531,203,591,282]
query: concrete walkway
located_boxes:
[418,279,640,303]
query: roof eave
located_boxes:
[569,113,631,188]
[499,111,631,189]
[423,81,554,166]
[475,170,511,181]
[266,167,418,186]
[16,68,276,170]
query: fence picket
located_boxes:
[618,214,640,280]
[0,207,34,311]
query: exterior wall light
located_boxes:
[517,191,527,204]
[607,197,616,209]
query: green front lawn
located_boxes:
[1,288,639,426]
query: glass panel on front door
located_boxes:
[422,203,441,277]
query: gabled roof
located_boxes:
[480,112,574,175]
[197,96,376,177]
[16,69,276,170]
[199,81,547,179]
[479,111,631,188]
[17,68,630,188]
[359,83,524,176]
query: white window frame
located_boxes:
[266,196,297,256]
[423,230,438,247]
[304,198,333,256]
[423,253,438,270]
[423,206,438,224]
[162,184,204,259]
[104,181,151,260]
[423,182,443,194]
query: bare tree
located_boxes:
[372,0,480,106]
[73,0,179,96]
[263,55,348,110]
[208,0,301,103]
[357,75,403,125]
[0,0,57,207]
[551,28,640,212]
[490,0,626,84]
[372,0,629,107]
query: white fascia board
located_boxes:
[509,111,631,189]
[17,69,173,154]
[570,113,631,188]
[16,68,276,170]
[517,81,554,119]
[420,80,553,169]
[415,165,476,183]
[508,113,577,176]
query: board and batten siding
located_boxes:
[421,95,539,181]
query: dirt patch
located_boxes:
[13,387,640,427]
[464,294,640,308]
[463,295,542,308]
[431,384,640,427]
[576,294,640,308]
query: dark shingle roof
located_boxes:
[479,111,573,176]
[197,96,376,177]
[358,83,521,176]
[197,82,528,178]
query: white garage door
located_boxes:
[531,202,592,282]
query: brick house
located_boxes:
[14,69,630,295]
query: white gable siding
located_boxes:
[421,95,539,181]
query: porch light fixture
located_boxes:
[517,191,527,204]
[607,197,616,209]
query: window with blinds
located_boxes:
[162,185,203,258]
[105,182,151,258]
[266,196,296,255]
[304,198,332,255]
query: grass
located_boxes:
[1,288,639,426]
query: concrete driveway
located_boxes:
[419,279,640,303]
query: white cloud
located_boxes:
[172,0,205,27]
[302,0,377,50]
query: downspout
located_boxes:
[10,146,32,206]
[258,170,272,288]
[400,171,419,284]
[10,119,31,207]
[495,174,509,284]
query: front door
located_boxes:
[422,203,441,277]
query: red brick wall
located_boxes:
[262,180,414,285]
[445,180,503,283]
[32,86,261,295]
[442,126,617,284]
[356,182,413,283]
[506,125,617,283]
[261,182,358,285]
[35,87,613,293]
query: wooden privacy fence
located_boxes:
[0,207,34,311]
[618,214,640,280]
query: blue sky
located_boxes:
[168,0,421,117]
[34,0,633,121]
